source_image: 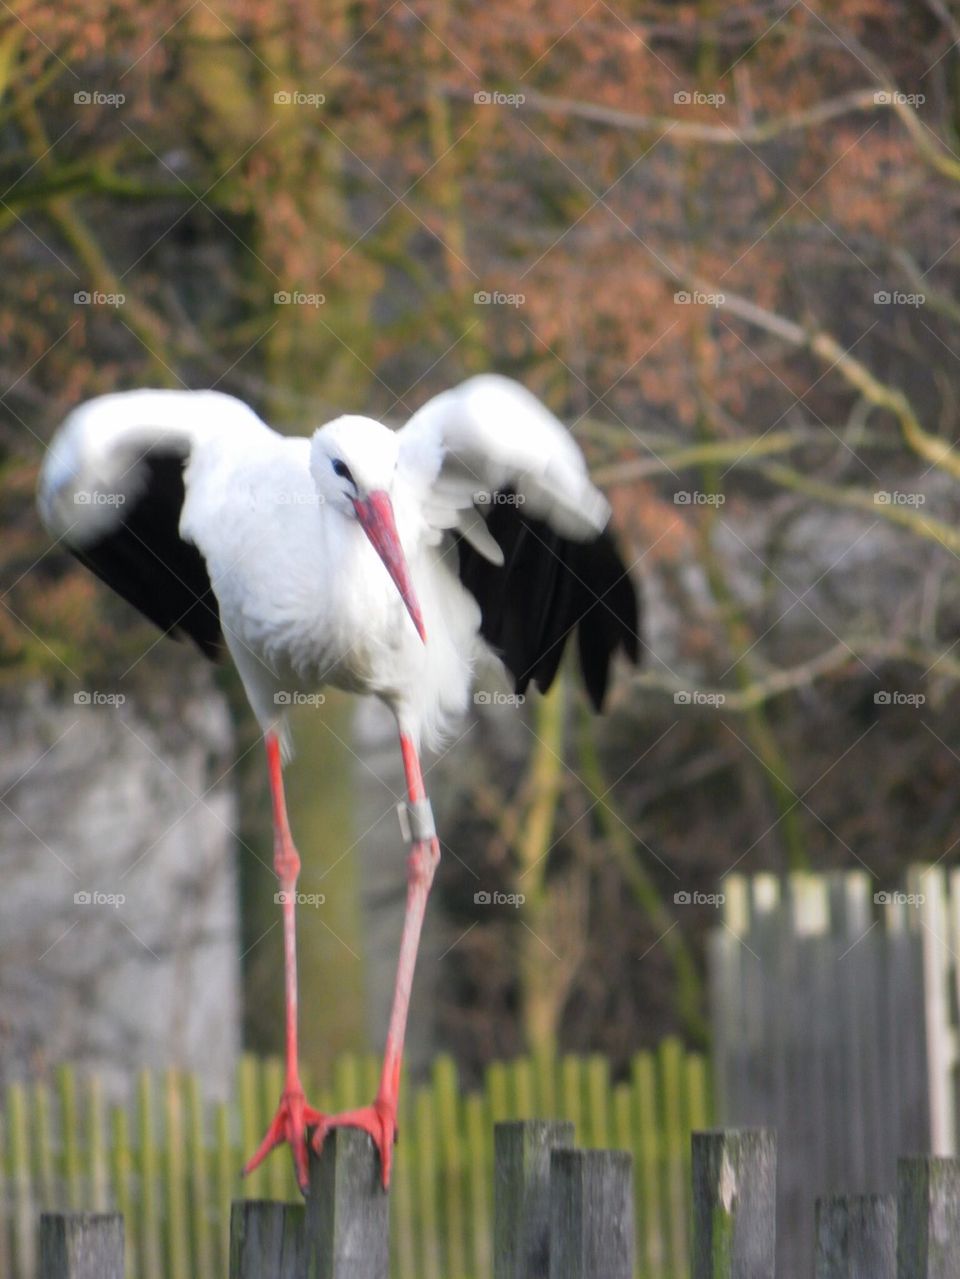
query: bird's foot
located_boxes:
[311,1097,397,1189]
[242,1086,323,1195]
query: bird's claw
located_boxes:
[242,1086,323,1195]
[311,1098,398,1189]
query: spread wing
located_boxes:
[37,389,266,659]
[398,375,640,708]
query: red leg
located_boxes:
[312,728,439,1188]
[242,730,322,1193]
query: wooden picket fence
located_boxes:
[34,1124,960,1278]
[0,1041,709,1279]
[709,865,960,1277]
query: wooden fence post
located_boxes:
[229,1202,305,1278]
[494,1120,574,1279]
[897,1156,960,1278]
[692,1128,776,1279]
[548,1148,634,1279]
[815,1194,896,1278]
[38,1213,124,1279]
[303,1128,389,1279]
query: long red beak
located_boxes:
[353,490,427,643]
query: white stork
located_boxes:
[37,374,639,1191]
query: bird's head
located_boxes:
[310,415,426,643]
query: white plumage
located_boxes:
[39,376,620,755]
[37,371,638,1192]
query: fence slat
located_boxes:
[815,1194,895,1278]
[39,1212,124,1279]
[692,1128,776,1279]
[494,1119,574,1279]
[897,1156,960,1279]
[229,1201,304,1278]
[548,1148,634,1279]
[303,1127,389,1279]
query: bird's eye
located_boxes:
[332,458,355,485]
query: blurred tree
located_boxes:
[7,0,960,1078]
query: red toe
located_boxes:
[243,1087,323,1194]
[311,1099,397,1188]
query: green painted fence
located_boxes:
[0,1041,710,1279]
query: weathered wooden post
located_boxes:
[548,1147,634,1279]
[897,1156,960,1279]
[303,1127,389,1279]
[38,1213,124,1279]
[229,1201,305,1278]
[815,1194,896,1278]
[692,1128,776,1279]
[495,1119,574,1279]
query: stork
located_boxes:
[37,374,640,1192]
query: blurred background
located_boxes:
[3,2,960,1276]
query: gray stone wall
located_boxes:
[0,675,240,1099]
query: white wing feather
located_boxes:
[397,375,610,564]
[38,388,268,543]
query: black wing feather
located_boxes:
[70,452,223,660]
[456,496,640,710]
